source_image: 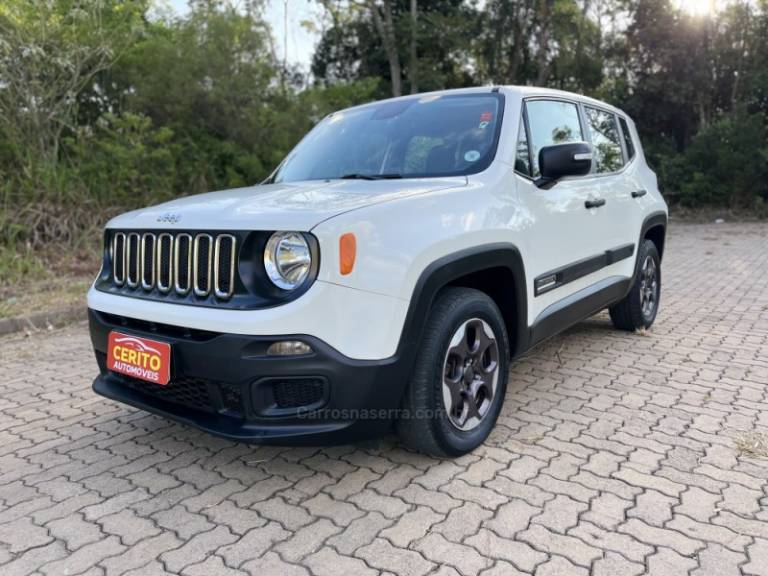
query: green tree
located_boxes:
[117,5,283,191]
[672,110,768,208]
[0,0,146,183]
[312,0,478,97]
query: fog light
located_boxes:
[267,341,313,356]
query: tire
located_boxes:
[609,239,661,331]
[396,287,510,457]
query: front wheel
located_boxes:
[609,239,661,331]
[396,287,509,457]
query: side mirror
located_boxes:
[535,142,592,189]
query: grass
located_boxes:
[733,431,768,459]
[0,246,48,288]
[0,245,99,320]
[0,278,92,319]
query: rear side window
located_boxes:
[526,100,584,178]
[619,117,636,161]
[584,106,624,173]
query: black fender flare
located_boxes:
[394,244,528,372]
[634,211,668,277]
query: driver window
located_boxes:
[525,100,584,178]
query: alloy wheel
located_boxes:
[639,255,658,318]
[442,318,500,431]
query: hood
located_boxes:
[107,177,467,231]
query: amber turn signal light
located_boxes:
[339,233,356,275]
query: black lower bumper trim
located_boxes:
[93,376,352,443]
[88,309,410,444]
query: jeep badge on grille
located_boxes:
[157,213,181,224]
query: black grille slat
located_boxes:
[141,234,155,289]
[194,235,212,295]
[215,235,235,298]
[157,234,173,292]
[126,234,139,287]
[175,234,191,294]
[113,233,126,285]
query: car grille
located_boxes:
[114,372,245,417]
[123,375,214,412]
[112,231,236,300]
[94,346,246,418]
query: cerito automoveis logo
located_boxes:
[107,333,171,385]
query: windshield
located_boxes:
[271,93,504,183]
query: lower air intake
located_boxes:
[272,378,326,409]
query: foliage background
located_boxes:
[1,0,767,289]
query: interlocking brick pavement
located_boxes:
[1,222,767,575]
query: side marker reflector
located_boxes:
[340,233,356,275]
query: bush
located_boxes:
[660,110,768,209]
[67,113,179,208]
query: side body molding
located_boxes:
[533,243,635,296]
[528,211,667,350]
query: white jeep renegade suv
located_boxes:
[88,86,667,456]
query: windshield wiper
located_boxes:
[340,173,403,180]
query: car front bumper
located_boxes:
[88,309,410,444]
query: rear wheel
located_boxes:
[396,287,509,457]
[609,239,661,331]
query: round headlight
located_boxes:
[264,232,312,290]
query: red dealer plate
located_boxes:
[107,332,171,385]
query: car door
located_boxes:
[513,98,615,323]
[580,104,641,266]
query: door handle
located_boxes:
[585,198,606,209]
[631,190,647,198]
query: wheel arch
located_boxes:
[640,211,667,261]
[628,211,668,289]
[395,244,528,364]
